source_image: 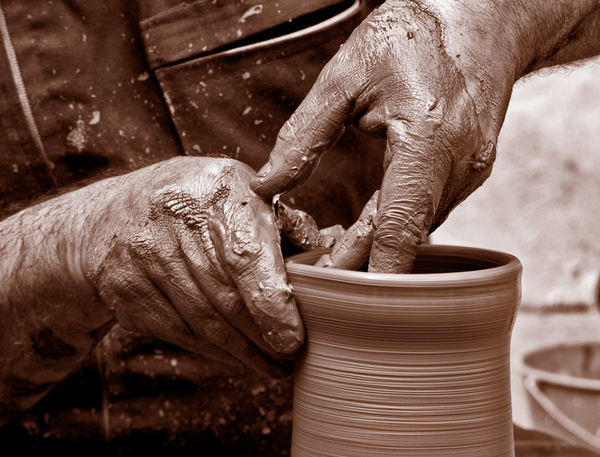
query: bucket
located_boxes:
[516,341,600,452]
[285,244,522,456]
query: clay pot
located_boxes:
[285,244,522,457]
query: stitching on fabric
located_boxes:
[0,2,57,187]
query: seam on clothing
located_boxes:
[140,0,353,70]
[0,2,58,187]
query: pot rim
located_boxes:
[285,244,522,287]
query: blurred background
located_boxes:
[430,58,600,430]
[432,59,600,311]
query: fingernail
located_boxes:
[263,328,304,355]
[255,163,271,179]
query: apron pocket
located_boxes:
[153,0,385,228]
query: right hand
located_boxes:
[251,0,600,273]
[87,157,304,378]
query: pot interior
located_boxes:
[287,244,516,275]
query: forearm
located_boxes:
[0,176,132,422]
[371,0,600,139]
[416,0,600,74]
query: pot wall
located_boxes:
[286,245,522,457]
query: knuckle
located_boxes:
[374,204,430,251]
[158,185,230,231]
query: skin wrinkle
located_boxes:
[120,289,198,349]
[157,180,234,280]
[372,122,442,272]
[180,245,239,314]
[131,270,204,338]
[109,266,193,339]
[149,161,302,356]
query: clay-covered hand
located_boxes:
[88,157,304,378]
[252,0,600,273]
[250,0,521,273]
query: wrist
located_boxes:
[0,184,121,408]
[416,0,600,75]
[379,0,599,138]
[520,3,600,73]
[0,169,146,321]
[0,194,99,298]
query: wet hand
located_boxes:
[89,157,304,378]
[251,0,502,273]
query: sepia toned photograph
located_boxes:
[1,1,599,456]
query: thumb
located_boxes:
[250,61,354,198]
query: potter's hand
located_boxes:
[90,157,304,378]
[0,157,304,423]
[251,0,600,273]
[250,1,498,273]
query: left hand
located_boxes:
[250,0,508,273]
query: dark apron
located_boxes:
[0,1,383,454]
[146,0,385,227]
[0,0,384,228]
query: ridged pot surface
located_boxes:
[285,245,522,457]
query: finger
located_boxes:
[127,228,293,372]
[368,122,451,274]
[177,233,286,361]
[315,190,379,270]
[95,265,243,369]
[105,255,292,379]
[107,221,294,378]
[207,198,305,355]
[250,53,357,198]
[153,162,303,360]
[145,270,293,379]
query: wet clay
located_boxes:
[286,245,522,456]
[276,200,344,252]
